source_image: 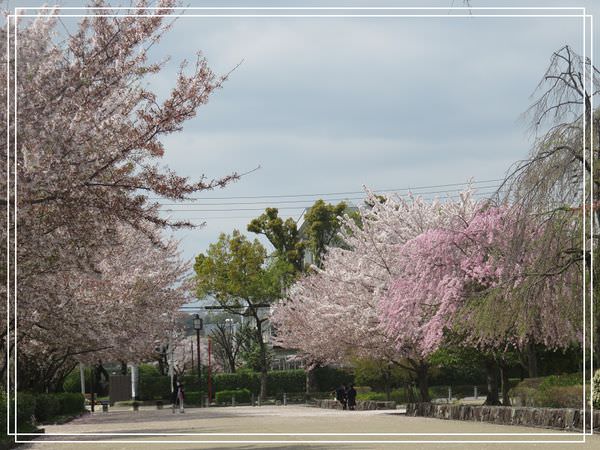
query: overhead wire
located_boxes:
[148,178,504,201]
[163,188,506,221]
[156,183,502,207]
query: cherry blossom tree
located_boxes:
[17,224,192,391]
[380,205,582,404]
[272,189,478,401]
[0,2,239,390]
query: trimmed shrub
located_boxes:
[357,391,386,401]
[169,368,349,399]
[139,376,171,401]
[267,370,305,395]
[356,389,411,404]
[0,391,6,437]
[593,370,600,408]
[185,391,202,405]
[34,394,60,423]
[539,372,583,389]
[537,386,584,409]
[181,375,206,393]
[55,393,85,415]
[138,364,161,378]
[510,373,587,408]
[17,392,36,431]
[215,389,251,404]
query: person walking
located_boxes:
[176,381,185,413]
[346,384,357,411]
[335,384,347,410]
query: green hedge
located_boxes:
[55,393,86,415]
[17,392,36,430]
[139,368,352,401]
[593,370,600,408]
[267,371,305,394]
[34,394,61,423]
[1,391,85,433]
[356,389,417,404]
[539,373,583,389]
[139,377,171,401]
[212,371,259,393]
[215,389,251,404]
[185,391,202,405]
[28,393,85,425]
[510,373,587,408]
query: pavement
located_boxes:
[16,404,600,450]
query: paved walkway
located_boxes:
[19,405,600,449]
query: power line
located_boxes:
[156,183,502,207]
[165,189,504,218]
[149,178,503,201]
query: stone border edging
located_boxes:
[314,399,396,410]
[406,402,600,431]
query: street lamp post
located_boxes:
[193,314,203,397]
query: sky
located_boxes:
[10,0,599,264]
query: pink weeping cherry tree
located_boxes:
[380,205,582,404]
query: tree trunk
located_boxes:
[306,363,319,395]
[415,361,429,402]
[228,355,236,373]
[499,360,511,406]
[484,358,501,406]
[526,340,538,378]
[256,319,268,401]
[383,365,391,401]
[120,361,127,375]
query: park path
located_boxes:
[19,405,600,449]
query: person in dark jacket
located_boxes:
[176,381,185,413]
[335,384,347,410]
[346,384,357,411]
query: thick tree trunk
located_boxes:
[306,363,319,395]
[526,340,538,378]
[499,360,511,406]
[384,365,391,401]
[484,359,501,405]
[415,362,430,402]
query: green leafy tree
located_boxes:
[247,200,351,393]
[247,208,305,273]
[194,230,289,400]
[302,200,348,268]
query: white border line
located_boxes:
[12,9,17,440]
[583,7,587,436]
[9,14,589,18]
[14,431,586,436]
[8,4,591,445]
[19,6,588,10]
[590,12,595,435]
[17,441,588,444]
[5,13,10,438]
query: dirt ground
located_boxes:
[17,405,600,449]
